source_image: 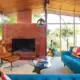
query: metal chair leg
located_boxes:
[0,59,3,67]
[11,62,12,71]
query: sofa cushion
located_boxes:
[75,74,80,80]
[63,55,80,63]
[71,47,80,57]
[62,54,80,67]
[71,47,77,57]
[76,47,80,56]
[7,74,80,80]
[45,74,59,80]
[59,75,74,80]
[62,55,80,73]
[7,74,45,80]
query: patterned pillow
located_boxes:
[76,47,80,57]
[71,47,80,57]
[0,72,11,80]
[71,47,77,56]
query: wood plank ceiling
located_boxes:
[0,0,44,14]
[0,0,80,16]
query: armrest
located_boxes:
[62,51,71,56]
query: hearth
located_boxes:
[12,38,35,52]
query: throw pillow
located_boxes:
[71,47,80,57]
[76,47,80,57]
[0,71,11,80]
[71,47,77,56]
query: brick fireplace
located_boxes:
[2,23,46,59]
[2,10,46,59]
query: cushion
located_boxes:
[0,72,11,80]
[71,47,77,56]
[71,47,80,57]
[76,47,80,56]
[46,75,59,80]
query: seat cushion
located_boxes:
[45,74,59,80]
[7,74,45,80]
[2,55,20,62]
[62,55,80,73]
[63,55,80,64]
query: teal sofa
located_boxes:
[61,47,80,73]
[7,74,80,80]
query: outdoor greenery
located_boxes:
[4,17,17,23]
[32,14,45,23]
[47,25,80,51]
[47,29,60,49]
[0,17,17,38]
[32,14,41,21]
[32,14,42,23]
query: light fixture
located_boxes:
[37,18,45,27]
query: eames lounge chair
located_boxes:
[0,40,20,70]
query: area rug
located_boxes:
[0,57,73,74]
[41,57,73,74]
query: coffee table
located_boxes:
[28,56,53,74]
[28,60,47,74]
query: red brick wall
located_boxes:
[2,24,46,59]
[2,10,46,59]
[17,10,32,23]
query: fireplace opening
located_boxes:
[12,38,35,52]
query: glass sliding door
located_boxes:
[61,24,74,51]
[47,12,80,56]
[47,24,60,56]
[47,14,60,23]
[75,24,80,46]
[60,12,74,51]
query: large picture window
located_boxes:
[47,11,80,56]
[32,11,80,56]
